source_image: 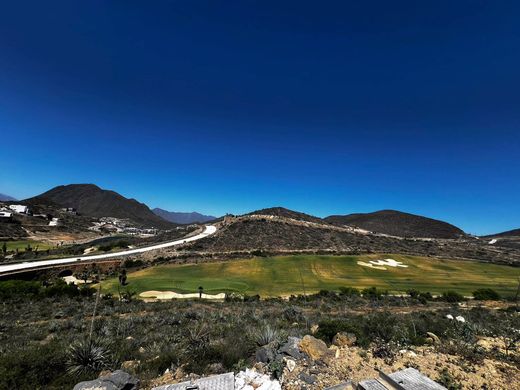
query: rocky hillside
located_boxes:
[247,207,326,224]
[325,210,465,239]
[153,208,216,224]
[26,184,173,229]
[188,216,520,265]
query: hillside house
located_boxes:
[0,211,12,220]
[9,204,29,214]
[49,217,59,226]
[61,207,78,215]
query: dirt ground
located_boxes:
[282,342,520,390]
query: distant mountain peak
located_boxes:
[153,208,216,224]
[25,184,173,228]
[0,193,17,201]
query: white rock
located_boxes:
[235,369,281,390]
[286,359,296,372]
[446,314,454,320]
[456,316,466,323]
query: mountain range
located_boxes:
[153,208,216,224]
[11,184,518,238]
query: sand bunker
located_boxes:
[358,258,408,270]
[139,290,226,300]
[63,275,90,284]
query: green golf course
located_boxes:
[101,254,520,297]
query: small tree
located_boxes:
[118,269,128,286]
[1,242,7,255]
[198,286,203,299]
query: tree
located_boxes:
[198,286,204,299]
[1,242,6,255]
[118,269,128,286]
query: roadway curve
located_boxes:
[0,225,217,275]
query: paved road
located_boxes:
[0,225,217,275]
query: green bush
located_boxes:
[472,288,501,301]
[0,280,41,299]
[338,286,360,297]
[440,290,465,303]
[362,286,385,300]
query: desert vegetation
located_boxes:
[0,278,518,389]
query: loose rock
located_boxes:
[299,335,329,360]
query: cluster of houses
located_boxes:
[89,217,158,236]
[0,204,29,221]
[0,203,64,227]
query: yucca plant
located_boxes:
[66,339,110,376]
[252,323,281,347]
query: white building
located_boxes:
[0,211,12,219]
[9,205,29,214]
[49,217,59,226]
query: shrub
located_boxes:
[339,286,360,297]
[0,280,41,299]
[252,324,281,346]
[362,286,385,300]
[66,339,112,377]
[441,291,465,303]
[472,288,501,301]
[0,342,71,389]
[315,319,359,343]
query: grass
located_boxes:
[2,240,55,252]
[101,254,520,297]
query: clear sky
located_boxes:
[1,1,519,235]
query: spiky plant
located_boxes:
[253,323,281,347]
[66,339,110,376]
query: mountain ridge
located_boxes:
[153,208,216,224]
[0,193,17,201]
[324,209,465,239]
[25,184,173,229]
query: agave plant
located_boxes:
[252,323,281,347]
[66,339,110,376]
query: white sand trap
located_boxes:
[139,290,226,300]
[357,261,387,270]
[358,258,408,270]
[63,275,90,284]
[371,258,408,268]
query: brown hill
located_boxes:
[484,228,520,238]
[187,217,518,265]
[324,210,465,239]
[247,207,325,224]
[25,184,174,229]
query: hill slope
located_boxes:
[484,228,520,238]
[26,184,173,229]
[153,208,216,224]
[325,210,464,239]
[247,207,325,224]
[0,193,17,201]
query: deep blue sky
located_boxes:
[1,1,519,235]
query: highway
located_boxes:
[0,225,217,275]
